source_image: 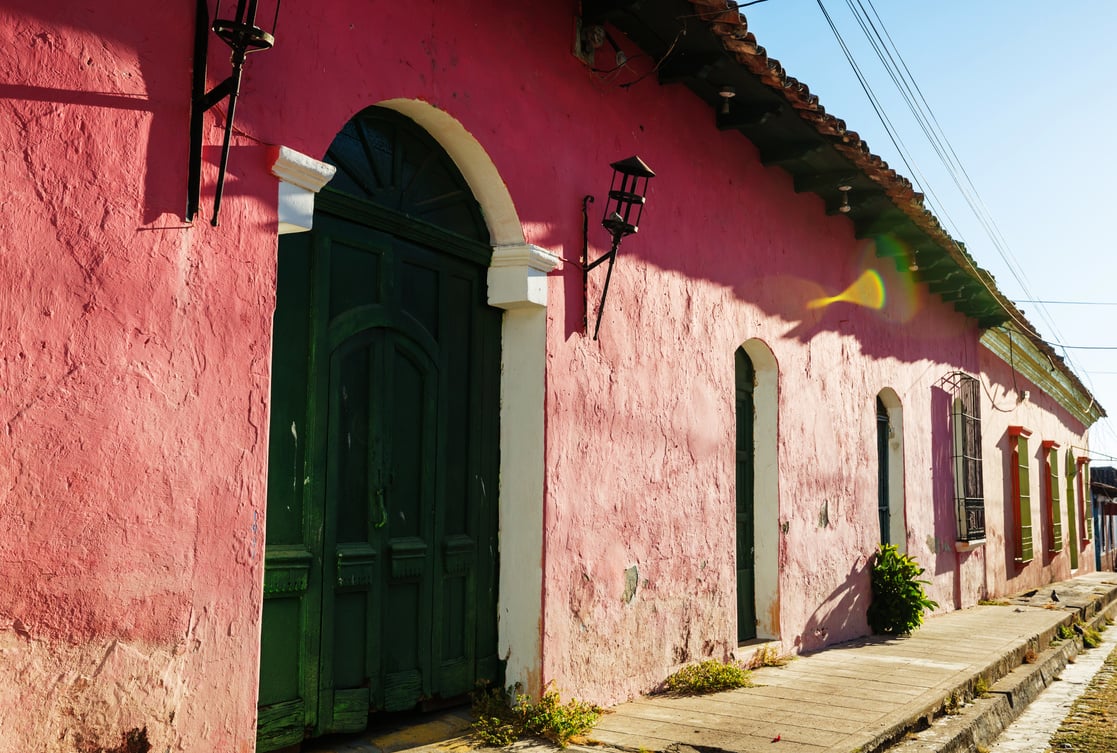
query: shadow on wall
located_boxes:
[930,384,959,605]
[563,141,976,369]
[3,0,217,225]
[797,557,870,653]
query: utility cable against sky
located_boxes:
[842,0,1072,352]
[816,0,1105,395]
[811,0,962,235]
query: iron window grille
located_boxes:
[948,372,985,542]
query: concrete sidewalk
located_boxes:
[590,571,1117,753]
[307,572,1117,753]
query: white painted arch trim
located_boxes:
[375,99,549,696]
[271,146,337,235]
[742,339,780,641]
[489,243,561,310]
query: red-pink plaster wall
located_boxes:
[0,0,1096,742]
[0,2,275,749]
[979,347,1093,596]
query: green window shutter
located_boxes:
[1064,449,1078,569]
[1049,447,1063,552]
[1018,435,1033,563]
[1081,458,1094,542]
[1066,450,1077,543]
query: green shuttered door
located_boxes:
[258,108,501,750]
[736,349,756,642]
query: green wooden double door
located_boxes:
[257,206,501,750]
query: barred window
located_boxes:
[950,373,985,542]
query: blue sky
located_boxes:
[743,1,1117,461]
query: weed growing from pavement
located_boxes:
[974,676,990,697]
[1083,627,1103,649]
[663,659,754,694]
[746,645,793,669]
[471,682,601,748]
[977,598,1010,606]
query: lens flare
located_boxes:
[807,269,886,310]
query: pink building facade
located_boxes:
[0,1,1102,751]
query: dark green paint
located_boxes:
[877,397,890,545]
[258,108,501,750]
[735,348,756,643]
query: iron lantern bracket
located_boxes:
[186,0,276,226]
[582,194,625,341]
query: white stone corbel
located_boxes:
[487,243,561,309]
[271,146,337,234]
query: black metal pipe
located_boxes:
[210,48,246,226]
[591,233,622,341]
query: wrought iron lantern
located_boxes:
[187,0,281,226]
[582,156,655,340]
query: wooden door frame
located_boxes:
[264,100,559,716]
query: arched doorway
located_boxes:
[736,339,780,642]
[735,348,756,642]
[876,388,906,551]
[257,107,502,750]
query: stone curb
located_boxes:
[881,597,1117,753]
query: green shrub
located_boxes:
[867,544,939,635]
[664,659,753,694]
[472,683,601,748]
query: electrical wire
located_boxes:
[808,1,1117,453]
[1016,300,1117,306]
[822,1,1104,402]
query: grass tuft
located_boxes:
[471,683,601,748]
[664,659,753,695]
[1048,645,1117,752]
[746,645,793,669]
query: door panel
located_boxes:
[259,209,500,750]
[735,349,756,643]
[877,397,890,545]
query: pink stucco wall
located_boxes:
[0,0,1097,744]
[979,347,1093,595]
[0,2,275,749]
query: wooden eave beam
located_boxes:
[854,212,908,239]
[656,51,726,84]
[759,142,825,166]
[794,171,858,194]
[580,0,642,24]
[716,101,783,130]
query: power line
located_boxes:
[821,1,1096,395]
[1046,343,1117,351]
[1016,299,1117,306]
